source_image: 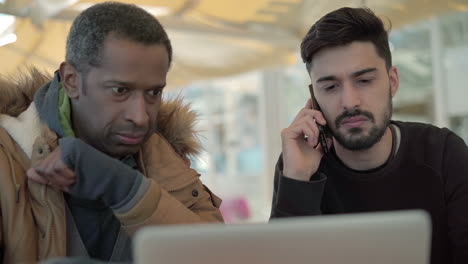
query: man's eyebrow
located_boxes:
[316,75,338,83]
[316,68,378,83]
[150,83,166,89]
[103,80,166,89]
[352,68,377,77]
[103,80,132,86]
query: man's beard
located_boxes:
[330,93,392,151]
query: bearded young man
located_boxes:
[270,7,468,264]
[0,2,222,263]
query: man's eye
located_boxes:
[112,87,128,94]
[147,89,162,96]
[358,79,372,84]
[324,85,336,91]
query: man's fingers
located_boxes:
[288,122,319,147]
[297,116,321,145]
[27,168,49,185]
[52,173,75,187]
[292,108,327,126]
[30,168,75,188]
[62,168,76,180]
[306,109,327,125]
[27,146,76,189]
[44,163,75,186]
[307,118,321,141]
[287,115,321,140]
[292,99,315,123]
[30,162,75,187]
[52,162,75,179]
[305,98,313,109]
[41,149,75,177]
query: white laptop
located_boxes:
[134,210,431,264]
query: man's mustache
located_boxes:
[335,109,375,128]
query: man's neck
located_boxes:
[333,126,393,171]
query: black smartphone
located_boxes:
[308,84,330,154]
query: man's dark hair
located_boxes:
[66,1,172,74]
[301,7,391,72]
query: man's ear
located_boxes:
[59,62,81,99]
[389,66,399,97]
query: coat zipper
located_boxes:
[39,185,54,259]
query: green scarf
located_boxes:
[58,83,75,137]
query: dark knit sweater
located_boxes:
[271,121,468,264]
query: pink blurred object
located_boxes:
[219,196,250,223]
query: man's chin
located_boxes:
[334,128,386,151]
[105,144,141,159]
[341,138,376,151]
[347,127,364,134]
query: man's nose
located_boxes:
[125,94,149,127]
[341,82,361,110]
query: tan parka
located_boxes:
[0,68,223,263]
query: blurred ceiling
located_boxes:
[0,0,467,88]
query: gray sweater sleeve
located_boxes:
[270,154,327,218]
[59,137,149,210]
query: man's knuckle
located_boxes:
[35,167,45,174]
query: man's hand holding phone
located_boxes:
[280,98,328,182]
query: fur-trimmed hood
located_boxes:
[0,67,201,159]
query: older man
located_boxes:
[0,2,223,263]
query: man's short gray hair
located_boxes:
[65,1,172,74]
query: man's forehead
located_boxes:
[95,38,169,74]
[309,42,384,80]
